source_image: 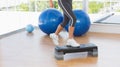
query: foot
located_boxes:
[66,39,80,47]
[50,33,59,45]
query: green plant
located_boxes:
[18,3,29,11]
[89,1,103,13]
[53,1,58,9]
[37,1,49,12]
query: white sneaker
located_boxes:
[50,33,59,45]
[66,39,80,47]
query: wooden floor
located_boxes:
[0,28,120,67]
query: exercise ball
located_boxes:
[26,24,34,33]
[38,8,63,35]
[65,10,91,36]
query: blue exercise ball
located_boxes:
[38,8,63,35]
[65,10,91,36]
[26,24,34,33]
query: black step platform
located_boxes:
[54,43,98,60]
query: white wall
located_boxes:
[0,11,40,35]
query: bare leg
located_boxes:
[66,26,80,47]
[55,25,63,35]
[68,26,74,39]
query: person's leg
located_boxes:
[54,25,63,35]
[50,4,70,45]
[50,0,79,46]
[55,13,69,35]
[58,0,79,47]
[68,26,74,39]
[50,12,70,45]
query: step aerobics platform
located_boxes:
[54,43,98,60]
